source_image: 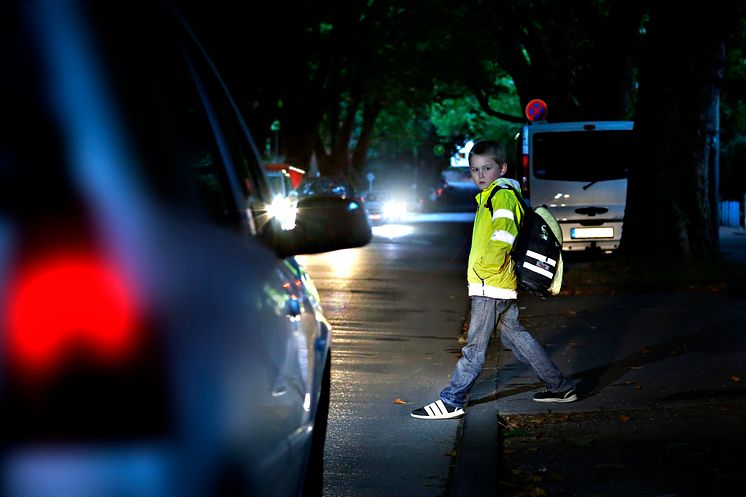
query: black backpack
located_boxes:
[484,185,564,298]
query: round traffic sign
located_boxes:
[525,99,548,122]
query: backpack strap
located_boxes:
[484,183,527,217]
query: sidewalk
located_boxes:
[720,225,746,264]
[451,228,746,497]
[494,288,746,496]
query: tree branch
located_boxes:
[472,87,524,123]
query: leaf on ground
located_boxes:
[500,418,522,430]
[444,450,457,457]
[527,416,546,426]
[530,487,547,497]
[504,428,532,438]
[619,414,632,422]
[393,398,408,404]
[623,380,644,389]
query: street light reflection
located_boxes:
[371,224,414,240]
[296,248,362,279]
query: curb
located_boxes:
[450,337,501,497]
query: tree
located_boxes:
[621,2,740,259]
[439,0,745,261]
[182,0,746,259]
[448,0,646,122]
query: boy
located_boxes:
[411,140,576,420]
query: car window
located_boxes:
[532,130,635,182]
[364,192,389,203]
[298,176,355,198]
[179,33,273,235]
[84,2,243,229]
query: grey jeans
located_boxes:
[440,296,574,408]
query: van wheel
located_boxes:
[302,352,331,497]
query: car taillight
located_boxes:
[4,252,141,379]
[2,251,172,442]
[521,154,531,199]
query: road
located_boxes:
[297,213,475,497]
[297,196,746,497]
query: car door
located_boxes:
[174,19,323,495]
[84,5,315,492]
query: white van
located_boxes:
[515,121,635,252]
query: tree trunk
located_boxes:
[330,93,360,174]
[283,104,321,172]
[621,3,726,261]
[351,100,383,176]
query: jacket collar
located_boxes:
[475,178,516,206]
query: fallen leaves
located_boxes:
[393,398,408,405]
[619,414,632,422]
[623,380,645,390]
[500,468,547,497]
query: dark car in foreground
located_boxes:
[0,2,371,496]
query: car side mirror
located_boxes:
[271,195,372,257]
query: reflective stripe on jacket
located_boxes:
[467,178,524,299]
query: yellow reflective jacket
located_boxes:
[467,178,524,299]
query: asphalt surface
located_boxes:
[452,226,746,497]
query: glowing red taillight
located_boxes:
[521,154,531,198]
[5,253,141,377]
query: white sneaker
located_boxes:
[410,399,465,419]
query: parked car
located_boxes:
[0,2,371,497]
[515,120,634,252]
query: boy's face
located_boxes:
[469,154,507,190]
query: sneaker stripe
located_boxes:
[411,400,464,419]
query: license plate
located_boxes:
[571,227,614,239]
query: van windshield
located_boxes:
[532,130,634,182]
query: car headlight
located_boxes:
[267,194,298,230]
[382,201,406,219]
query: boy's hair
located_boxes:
[468,140,506,166]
